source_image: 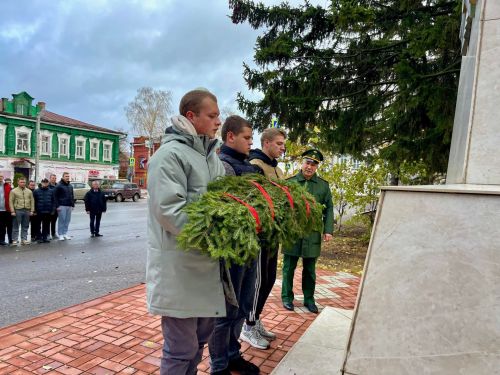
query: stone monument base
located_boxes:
[343,185,500,374]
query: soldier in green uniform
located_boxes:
[281,149,334,313]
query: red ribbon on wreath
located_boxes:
[224,192,262,233]
[249,180,275,220]
[302,195,311,217]
[269,181,294,209]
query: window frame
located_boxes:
[102,140,112,162]
[58,133,70,158]
[75,136,86,160]
[90,138,100,161]
[40,130,52,156]
[15,126,32,154]
[0,124,6,153]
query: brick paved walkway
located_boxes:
[0,269,359,375]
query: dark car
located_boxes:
[102,182,141,202]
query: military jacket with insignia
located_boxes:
[283,171,334,258]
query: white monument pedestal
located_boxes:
[342,185,500,374]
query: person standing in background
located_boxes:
[0,174,12,246]
[54,172,74,241]
[84,180,107,237]
[9,177,34,245]
[4,178,13,244]
[33,178,55,243]
[48,174,58,240]
[28,180,40,242]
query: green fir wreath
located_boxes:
[177,174,324,266]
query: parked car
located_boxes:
[70,182,91,202]
[102,182,141,202]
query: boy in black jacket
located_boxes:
[33,178,55,243]
[84,180,107,237]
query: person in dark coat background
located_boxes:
[84,180,107,237]
[28,180,40,242]
[48,174,58,240]
[33,178,55,243]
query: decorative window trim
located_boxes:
[0,124,6,153]
[75,136,86,160]
[102,140,113,162]
[90,138,100,161]
[15,126,32,154]
[40,130,52,156]
[58,133,70,157]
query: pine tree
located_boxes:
[229,0,461,176]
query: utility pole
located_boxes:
[34,110,44,182]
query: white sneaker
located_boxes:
[59,236,66,241]
[240,323,270,349]
[64,235,72,240]
[256,319,276,341]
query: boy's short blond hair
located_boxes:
[261,128,286,147]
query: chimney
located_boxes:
[37,101,46,111]
[0,98,8,112]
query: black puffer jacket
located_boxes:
[218,145,261,176]
[34,187,55,214]
[84,189,107,213]
[54,180,75,207]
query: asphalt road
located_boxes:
[0,197,148,327]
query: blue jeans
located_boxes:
[208,260,257,373]
[12,209,30,241]
[57,206,72,236]
[160,316,214,375]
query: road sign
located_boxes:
[271,116,279,128]
[129,157,135,166]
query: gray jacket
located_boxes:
[146,115,227,318]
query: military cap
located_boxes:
[301,149,324,164]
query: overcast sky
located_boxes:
[0,0,300,137]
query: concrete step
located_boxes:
[271,306,353,375]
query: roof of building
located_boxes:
[41,111,124,136]
[0,109,125,136]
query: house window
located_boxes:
[76,140,85,159]
[103,142,112,161]
[0,126,5,152]
[17,133,29,152]
[90,140,99,160]
[16,104,26,115]
[59,135,69,157]
[15,126,31,154]
[41,135,50,155]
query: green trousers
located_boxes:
[281,255,317,305]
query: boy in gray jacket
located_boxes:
[146,89,226,375]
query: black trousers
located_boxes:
[50,211,58,237]
[247,244,278,323]
[0,210,12,244]
[90,212,102,234]
[30,215,40,240]
[38,213,52,240]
